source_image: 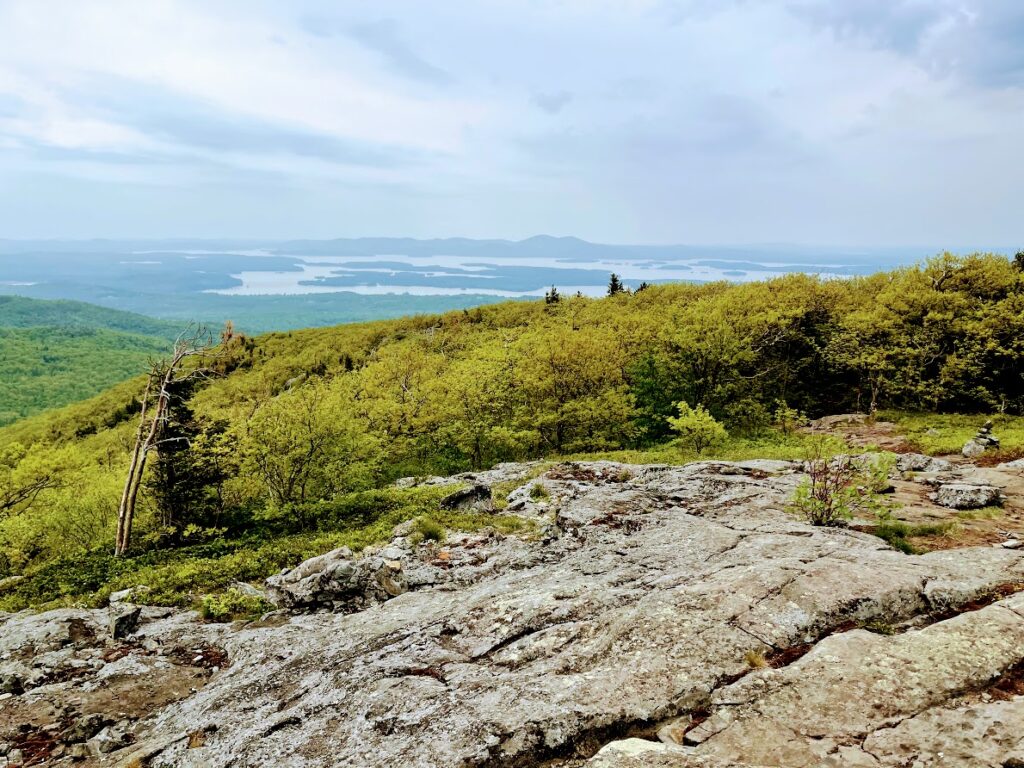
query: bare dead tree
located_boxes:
[114,325,217,556]
[0,473,57,517]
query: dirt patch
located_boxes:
[168,643,230,670]
[975,447,1024,467]
[859,472,1024,553]
[988,660,1024,701]
[802,415,915,452]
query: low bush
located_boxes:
[412,516,446,543]
[883,411,1024,456]
[198,588,274,622]
[788,445,896,526]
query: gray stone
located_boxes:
[895,453,951,473]
[0,673,22,696]
[962,438,988,457]
[88,724,134,755]
[807,413,867,430]
[931,482,1004,509]
[64,712,110,743]
[108,604,142,640]
[108,461,1024,768]
[108,586,149,604]
[6,460,1024,768]
[439,483,493,511]
[264,546,409,611]
[230,581,270,602]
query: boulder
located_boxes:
[88,723,134,755]
[807,413,867,430]
[230,581,271,602]
[264,546,407,611]
[108,586,150,604]
[962,438,988,457]
[930,482,1004,509]
[895,453,951,473]
[108,604,142,640]
[439,483,493,512]
[0,672,23,696]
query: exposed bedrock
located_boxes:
[2,460,1022,767]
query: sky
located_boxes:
[0,0,1021,246]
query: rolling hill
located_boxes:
[0,297,182,426]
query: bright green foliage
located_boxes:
[0,296,180,336]
[0,485,452,611]
[667,402,728,454]
[772,401,804,435]
[2,253,1024,610]
[0,297,182,425]
[0,327,170,425]
[198,588,274,622]
[871,517,957,554]
[529,483,550,500]
[883,411,1024,457]
[242,378,382,523]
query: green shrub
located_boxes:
[529,483,550,500]
[789,445,896,526]
[772,401,805,435]
[667,402,728,454]
[412,516,446,543]
[197,588,274,622]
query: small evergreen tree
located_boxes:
[635,281,651,292]
[607,273,624,296]
[1014,250,1024,272]
[545,285,561,304]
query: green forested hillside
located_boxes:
[0,296,180,336]
[0,297,180,425]
[2,253,1023,612]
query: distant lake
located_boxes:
[205,251,854,297]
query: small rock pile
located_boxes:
[963,420,1000,457]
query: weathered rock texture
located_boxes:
[3,460,1024,768]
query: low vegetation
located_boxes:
[871,518,959,555]
[2,252,1023,610]
[788,449,897,526]
[884,411,1024,461]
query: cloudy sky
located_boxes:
[0,0,1021,246]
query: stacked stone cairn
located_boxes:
[962,419,1000,457]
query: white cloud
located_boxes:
[0,0,1021,244]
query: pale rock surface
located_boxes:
[1,460,1023,768]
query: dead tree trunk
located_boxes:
[114,326,214,556]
